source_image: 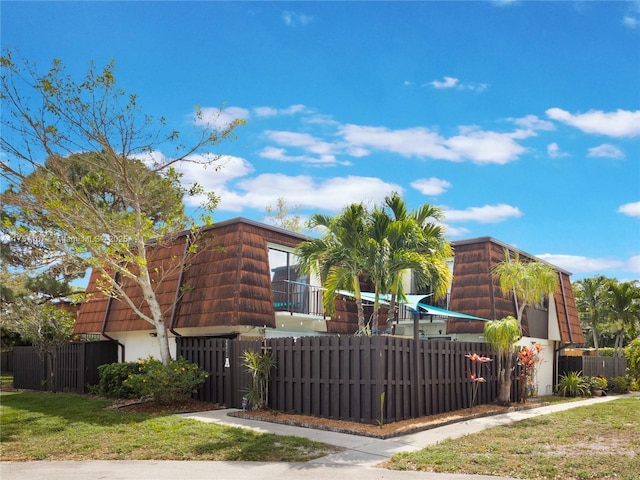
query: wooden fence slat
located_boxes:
[12,342,117,393]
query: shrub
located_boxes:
[597,347,616,357]
[556,371,590,397]
[95,362,143,399]
[585,376,608,395]
[123,356,209,403]
[608,376,631,394]
[627,337,640,383]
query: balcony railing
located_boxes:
[272,280,325,317]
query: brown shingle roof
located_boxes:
[446,237,583,343]
[74,218,307,334]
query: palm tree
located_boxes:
[484,316,521,406]
[574,275,611,354]
[382,193,452,331]
[491,248,558,334]
[607,281,640,357]
[295,203,369,332]
[362,207,394,332]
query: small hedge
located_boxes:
[608,376,631,394]
[95,362,142,399]
[95,356,208,402]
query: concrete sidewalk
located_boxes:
[179,394,621,468]
[1,394,625,480]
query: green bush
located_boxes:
[95,362,143,399]
[597,347,616,357]
[556,371,591,397]
[608,376,631,394]
[585,375,608,394]
[626,337,640,382]
[123,356,209,403]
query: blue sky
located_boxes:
[2,1,639,282]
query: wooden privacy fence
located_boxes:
[559,355,627,379]
[1,350,13,373]
[12,342,118,393]
[178,336,513,424]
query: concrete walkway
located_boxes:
[1,395,625,480]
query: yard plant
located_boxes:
[243,349,275,410]
[556,371,591,397]
[95,357,209,402]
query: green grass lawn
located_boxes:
[385,396,640,480]
[0,390,339,461]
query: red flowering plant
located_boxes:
[517,343,543,402]
[465,353,493,411]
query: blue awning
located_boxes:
[337,291,489,321]
[415,302,488,321]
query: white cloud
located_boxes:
[253,104,308,117]
[445,127,534,165]
[627,255,640,274]
[441,224,470,237]
[587,144,625,159]
[175,156,255,208]
[340,124,457,161]
[220,174,402,212]
[339,124,532,164]
[536,253,624,274]
[194,106,249,129]
[411,177,451,196]
[512,115,555,131]
[135,150,168,168]
[547,142,569,158]
[443,204,523,223]
[260,130,351,165]
[618,201,640,217]
[264,130,334,155]
[259,146,345,166]
[178,155,254,201]
[282,11,313,26]
[428,76,487,92]
[430,76,459,89]
[546,108,640,137]
[623,2,640,29]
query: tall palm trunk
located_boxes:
[497,352,513,406]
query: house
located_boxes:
[74,217,326,360]
[74,219,583,395]
[446,237,584,396]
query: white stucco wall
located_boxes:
[109,330,178,362]
[517,336,555,397]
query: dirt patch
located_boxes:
[230,403,541,439]
[108,398,223,414]
[0,382,18,392]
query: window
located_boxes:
[268,246,309,313]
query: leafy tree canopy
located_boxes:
[0,52,244,364]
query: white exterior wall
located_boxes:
[105,325,264,362]
[517,336,555,397]
[111,330,177,362]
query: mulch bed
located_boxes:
[230,401,547,439]
[108,398,222,414]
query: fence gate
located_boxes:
[177,337,260,408]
